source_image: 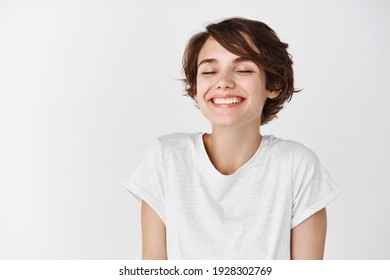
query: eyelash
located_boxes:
[201,70,253,75]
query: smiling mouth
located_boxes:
[211,97,243,105]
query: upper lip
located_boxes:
[208,94,245,101]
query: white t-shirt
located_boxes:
[121,132,343,259]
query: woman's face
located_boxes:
[195,37,278,128]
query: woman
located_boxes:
[122,17,342,260]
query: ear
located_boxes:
[266,89,280,99]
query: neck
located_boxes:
[203,123,263,175]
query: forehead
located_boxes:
[197,38,236,63]
[197,36,259,65]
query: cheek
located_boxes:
[252,79,266,91]
[249,79,267,97]
[195,78,209,96]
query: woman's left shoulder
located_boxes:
[266,134,318,160]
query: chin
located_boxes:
[202,112,247,127]
[208,119,242,127]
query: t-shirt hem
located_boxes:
[291,185,343,229]
[121,179,166,225]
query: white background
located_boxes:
[0,0,389,259]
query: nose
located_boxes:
[214,72,235,90]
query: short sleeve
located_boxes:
[121,139,166,224]
[291,143,343,228]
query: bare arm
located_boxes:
[290,208,327,260]
[141,200,167,260]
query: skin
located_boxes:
[141,36,327,260]
[141,200,167,260]
[195,37,278,175]
[291,208,327,259]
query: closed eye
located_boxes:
[201,71,216,75]
[237,70,253,73]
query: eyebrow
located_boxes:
[197,57,252,67]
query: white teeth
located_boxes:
[212,97,243,104]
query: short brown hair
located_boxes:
[182,17,300,125]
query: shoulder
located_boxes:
[268,136,324,181]
[266,135,317,162]
[137,133,195,159]
[154,132,201,159]
[266,135,321,173]
[156,132,199,147]
[157,132,197,143]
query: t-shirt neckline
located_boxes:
[197,132,270,179]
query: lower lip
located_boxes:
[209,99,245,108]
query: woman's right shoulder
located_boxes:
[157,132,200,147]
